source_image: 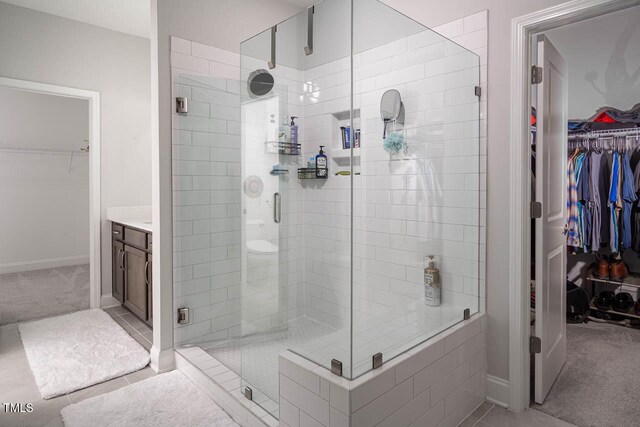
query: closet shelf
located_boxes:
[586,272,640,289]
[589,298,640,320]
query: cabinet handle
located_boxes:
[117,249,123,270]
[113,230,120,235]
[144,261,149,286]
[120,250,126,271]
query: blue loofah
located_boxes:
[383,131,405,154]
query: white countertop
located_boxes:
[106,206,152,233]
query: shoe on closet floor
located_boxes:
[612,292,634,312]
[593,256,610,279]
[609,259,629,280]
[595,291,615,310]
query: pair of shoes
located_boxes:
[592,255,629,281]
[610,259,629,281]
[612,292,634,312]
[634,299,640,316]
[595,291,615,310]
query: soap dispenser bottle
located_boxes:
[424,255,441,306]
[315,146,328,178]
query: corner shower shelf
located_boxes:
[297,168,327,180]
[265,141,301,156]
[331,148,360,159]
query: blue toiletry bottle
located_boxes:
[315,146,328,178]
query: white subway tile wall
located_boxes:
[279,314,487,427]
[171,36,245,345]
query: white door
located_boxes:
[534,35,568,404]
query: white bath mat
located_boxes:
[61,370,239,427]
[18,309,150,399]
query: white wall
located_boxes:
[0,1,152,294]
[0,87,89,151]
[544,5,640,119]
[0,88,89,271]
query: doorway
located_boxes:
[509,0,640,422]
[0,77,101,324]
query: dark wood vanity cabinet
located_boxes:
[111,222,152,327]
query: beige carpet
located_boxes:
[0,264,89,325]
[533,321,640,427]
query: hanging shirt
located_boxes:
[577,153,591,252]
[589,151,603,250]
[566,149,581,248]
[633,154,640,252]
[574,152,586,249]
[622,152,638,250]
[609,153,620,253]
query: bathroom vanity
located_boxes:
[111,221,152,327]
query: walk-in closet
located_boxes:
[529,5,640,427]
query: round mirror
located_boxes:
[380,89,402,121]
[247,69,274,97]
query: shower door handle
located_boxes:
[273,192,281,224]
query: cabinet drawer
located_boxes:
[112,223,124,239]
[147,233,152,252]
[124,227,147,248]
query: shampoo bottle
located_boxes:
[315,146,328,178]
[424,255,441,307]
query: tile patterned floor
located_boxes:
[461,402,576,427]
[0,265,90,325]
[0,306,154,427]
[104,305,153,351]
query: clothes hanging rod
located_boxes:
[0,147,88,156]
[568,128,640,140]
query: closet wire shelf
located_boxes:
[586,271,640,320]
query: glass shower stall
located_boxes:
[172,0,480,420]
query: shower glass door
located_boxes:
[239,17,298,418]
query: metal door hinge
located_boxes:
[464,308,471,320]
[243,386,253,401]
[331,359,343,377]
[372,353,383,369]
[176,97,188,114]
[531,66,543,84]
[177,307,190,325]
[474,86,481,97]
[530,336,541,354]
[531,201,542,219]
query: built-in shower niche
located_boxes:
[329,109,360,175]
[172,0,485,424]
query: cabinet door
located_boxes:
[123,245,148,321]
[112,240,125,303]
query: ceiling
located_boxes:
[281,0,316,7]
[0,0,150,38]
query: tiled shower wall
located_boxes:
[171,8,488,356]
[171,38,308,344]
[299,12,488,335]
[171,38,245,345]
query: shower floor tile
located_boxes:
[202,316,335,405]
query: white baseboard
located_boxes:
[486,374,510,408]
[0,255,89,275]
[100,294,121,308]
